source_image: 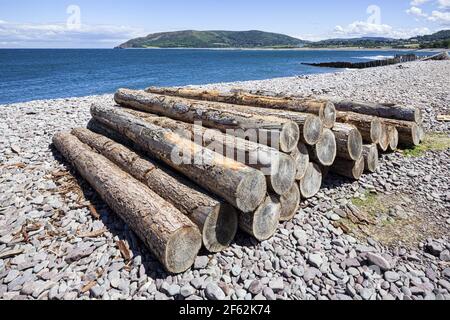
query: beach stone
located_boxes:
[269,278,284,292]
[384,271,400,283]
[194,256,209,269]
[366,253,391,270]
[308,254,323,268]
[248,280,263,295]
[180,284,195,298]
[205,283,225,300]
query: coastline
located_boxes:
[1,60,449,300]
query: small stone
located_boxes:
[248,280,263,295]
[165,284,180,297]
[442,268,450,279]
[269,278,284,292]
[426,242,444,256]
[11,144,21,154]
[263,287,276,300]
[359,288,373,300]
[4,270,20,283]
[293,229,307,245]
[180,284,195,298]
[231,265,241,277]
[205,283,225,300]
[65,245,95,263]
[304,267,319,282]
[254,293,266,300]
[194,256,209,269]
[308,253,323,268]
[440,250,450,262]
[366,252,391,271]
[90,285,104,298]
[439,279,450,292]
[292,266,304,277]
[384,271,400,283]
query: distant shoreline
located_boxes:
[116,47,445,52]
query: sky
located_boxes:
[0,0,449,48]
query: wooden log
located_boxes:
[335,111,382,144]
[147,87,337,129]
[291,143,309,181]
[114,89,300,153]
[279,183,301,222]
[307,128,336,166]
[71,127,238,253]
[380,119,421,147]
[332,123,363,161]
[378,124,390,152]
[299,162,322,199]
[387,126,399,152]
[52,132,202,273]
[418,125,425,142]
[332,100,422,124]
[91,104,267,213]
[239,195,281,241]
[362,144,379,173]
[331,157,365,180]
[122,109,296,196]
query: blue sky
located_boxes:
[0,0,449,48]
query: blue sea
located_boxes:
[0,49,435,105]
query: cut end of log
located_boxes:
[314,128,337,166]
[166,226,203,274]
[299,162,322,199]
[370,118,383,144]
[348,127,363,161]
[388,127,399,151]
[280,122,301,152]
[279,183,301,222]
[322,102,337,129]
[414,107,423,124]
[269,154,297,196]
[203,203,238,253]
[362,144,379,173]
[236,171,267,213]
[409,123,421,147]
[291,143,310,181]
[378,124,390,151]
[302,115,324,146]
[331,157,365,180]
[240,195,281,241]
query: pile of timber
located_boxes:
[302,51,449,69]
[52,86,425,273]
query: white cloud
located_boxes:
[438,0,450,9]
[428,10,450,24]
[406,6,428,17]
[410,0,431,6]
[333,21,430,39]
[0,21,146,48]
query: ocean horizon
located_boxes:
[0,48,436,105]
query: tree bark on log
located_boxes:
[335,111,382,144]
[380,119,421,147]
[91,104,267,213]
[114,89,300,153]
[122,109,296,196]
[332,99,422,124]
[332,123,363,161]
[307,128,337,166]
[279,183,301,222]
[52,132,202,274]
[146,87,337,129]
[299,162,322,199]
[290,143,310,181]
[331,157,365,180]
[387,126,399,152]
[239,195,281,241]
[362,144,379,173]
[71,127,238,253]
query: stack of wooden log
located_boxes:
[53,86,425,273]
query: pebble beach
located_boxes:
[1,60,449,300]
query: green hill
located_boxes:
[117,30,307,49]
